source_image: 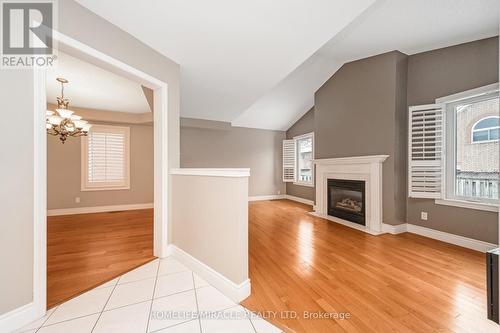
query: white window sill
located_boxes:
[81,185,130,192]
[435,198,498,212]
[293,182,314,188]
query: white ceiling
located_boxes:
[75,0,375,120]
[233,0,500,130]
[75,0,499,130]
[47,51,151,113]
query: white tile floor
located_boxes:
[14,257,284,333]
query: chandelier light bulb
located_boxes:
[48,115,63,125]
[56,108,74,118]
[74,120,88,128]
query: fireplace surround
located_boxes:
[312,155,389,235]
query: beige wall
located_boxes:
[285,108,315,201]
[180,118,286,197]
[48,122,153,210]
[171,173,248,284]
[0,0,180,317]
[0,71,34,315]
[314,51,408,226]
[406,37,499,243]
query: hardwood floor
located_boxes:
[242,200,498,333]
[47,209,154,309]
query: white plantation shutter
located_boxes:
[283,139,296,182]
[82,125,130,190]
[408,104,444,198]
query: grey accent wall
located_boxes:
[314,51,409,226]
[406,37,499,243]
[47,122,153,210]
[283,37,499,241]
[0,0,180,317]
[395,54,408,223]
[285,108,315,201]
[180,118,286,197]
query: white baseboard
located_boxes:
[248,194,315,206]
[47,203,154,216]
[284,195,314,206]
[380,222,497,252]
[381,223,408,235]
[168,245,251,303]
[248,195,285,201]
[164,244,174,257]
[0,302,41,333]
[318,217,496,253]
[406,224,497,253]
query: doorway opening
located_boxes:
[33,31,169,316]
[45,50,157,308]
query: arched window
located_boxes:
[472,116,500,143]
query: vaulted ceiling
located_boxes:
[232,0,500,130]
[74,0,375,123]
[76,0,499,130]
[47,51,151,113]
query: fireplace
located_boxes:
[327,179,366,226]
[314,156,388,234]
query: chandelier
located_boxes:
[46,78,92,143]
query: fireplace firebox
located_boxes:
[327,179,366,226]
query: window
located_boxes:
[408,83,499,211]
[471,116,500,143]
[295,133,314,186]
[282,132,314,186]
[81,125,130,191]
[448,93,499,204]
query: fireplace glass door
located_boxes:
[328,179,366,225]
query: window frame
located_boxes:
[293,132,314,187]
[435,83,499,212]
[81,124,131,191]
[471,116,500,144]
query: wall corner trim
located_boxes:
[381,223,408,235]
[0,302,40,333]
[168,245,251,303]
[284,195,314,206]
[47,203,154,216]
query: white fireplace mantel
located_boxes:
[312,155,389,235]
